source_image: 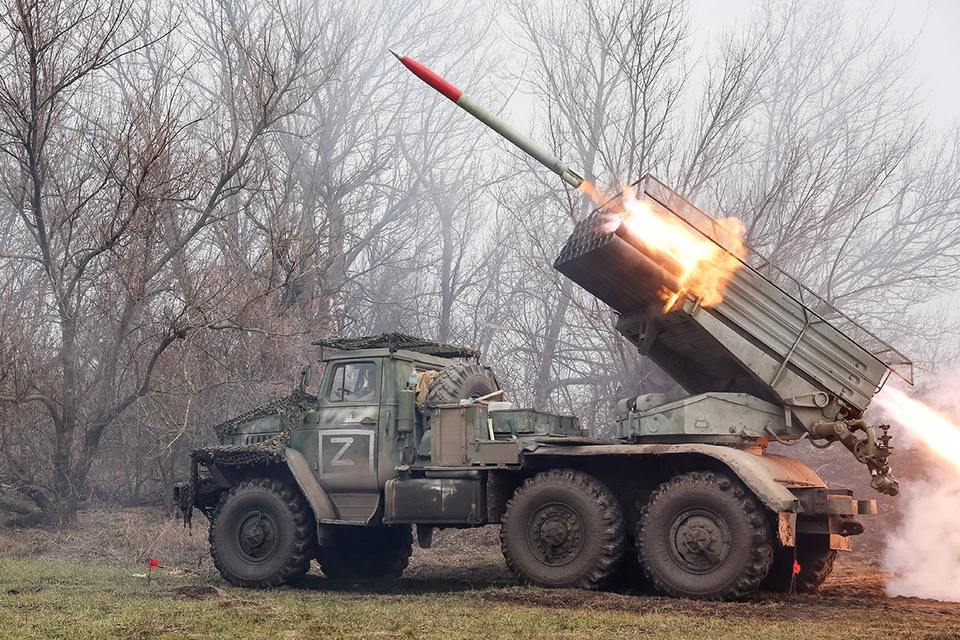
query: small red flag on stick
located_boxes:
[148,558,159,585]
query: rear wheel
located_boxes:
[209,479,316,588]
[500,469,624,590]
[317,525,413,581]
[637,471,773,600]
[762,533,837,593]
[426,362,498,403]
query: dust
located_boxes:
[876,372,960,602]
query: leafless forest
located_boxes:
[0,0,956,523]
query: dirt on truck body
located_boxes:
[177,177,910,601]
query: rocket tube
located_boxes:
[390,49,585,189]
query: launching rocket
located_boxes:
[390,50,585,189]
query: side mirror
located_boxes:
[299,364,312,391]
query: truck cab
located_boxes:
[289,348,449,524]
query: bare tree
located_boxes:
[490,0,689,419]
[0,0,332,519]
[702,1,960,360]
[491,0,960,432]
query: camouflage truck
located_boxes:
[176,177,908,600]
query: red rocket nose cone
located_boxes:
[390,51,463,103]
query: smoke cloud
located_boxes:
[879,372,960,602]
[884,476,960,601]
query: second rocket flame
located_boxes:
[390,49,585,189]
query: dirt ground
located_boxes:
[415,528,960,634]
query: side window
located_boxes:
[327,362,377,402]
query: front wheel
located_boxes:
[500,469,624,590]
[637,471,773,600]
[209,479,316,588]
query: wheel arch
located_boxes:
[283,448,339,523]
[522,444,823,545]
[195,448,338,523]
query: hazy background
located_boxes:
[691,0,958,122]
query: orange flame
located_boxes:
[874,387,960,476]
[578,180,746,309]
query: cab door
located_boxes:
[313,359,381,522]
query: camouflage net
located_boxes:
[312,332,481,359]
[192,437,289,468]
[180,389,317,528]
[176,478,195,525]
[211,389,317,440]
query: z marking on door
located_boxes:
[330,437,354,466]
[319,429,374,475]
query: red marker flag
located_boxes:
[792,561,801,576]
[148,558,159,584]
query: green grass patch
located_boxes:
[0,557,954,639]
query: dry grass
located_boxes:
[0,507,210,570]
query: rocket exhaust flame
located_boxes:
[393,50,746,308]
[579,181,747,309]
[874,385,960,603]
[874,387,960,475]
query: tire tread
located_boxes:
[500,469,624,590]
[637,470,772,600]
[425,363,497,404]
[209,478,315,588]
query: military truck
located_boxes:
[176,176,908,600]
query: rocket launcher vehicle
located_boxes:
[393,52,912,496]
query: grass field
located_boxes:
[0,511,958,639]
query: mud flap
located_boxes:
[830,534,852,551]
[778,511,797,547]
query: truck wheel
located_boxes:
[426,362,498,403]
[761,533,837,593]
[209,478,316,588]
[500,469,624,590]
[318,525,413,580]
[637,471,772,600]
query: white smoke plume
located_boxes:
[878,371,960,602]
[883,476,960,601]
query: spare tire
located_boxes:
[426,362,499,403]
